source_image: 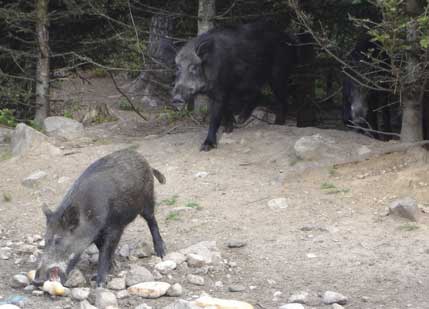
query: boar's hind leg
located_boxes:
[96,227,124,287]
[141,207,166,258]
[201,102,223,151]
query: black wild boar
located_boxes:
[172,21,297,151]
[33,149,166,287]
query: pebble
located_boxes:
[193,295,253,309]
[228,284,246,292]
[125,265,154,287]
[226,241,247,248]
[135,304,152,309]
[96,288,118,309]
[0,247,12,260]
[116,290,129,299]
[332,304,344,309]
[65,269,87,287]
[22,171,48,188]
[267,198,289,209]
[186,253,206,268]
[288,291,309,304]
[107,277,126,290]
[279,304,305,309]
[32,290,44,296]
[166,283,183,297]
[10,274,30,288]
[155,260,177,274]
[72,288,91,301]
[187,274,204,286]
[127,282,171,298]
[194,171,209,178]
[322,291,348,305]
[164,252,187,265]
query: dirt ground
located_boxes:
[1,78,429,309]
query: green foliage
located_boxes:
[0,150,12,161]
[320,182,336,190]
[28,120,43,132]
[185,201,202,210]
[320,182,349,194]
[3,192,12,202]
[118,98,134,111]
[398,222,419,231]
[0,109,17,127]
[166,211,180,221]
[162,195,178,206]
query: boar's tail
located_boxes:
[152,168,166,184]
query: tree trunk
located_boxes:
[193,0,216,112]
[34,0,50,125]
[401,9,423,142]
[198,0,216,35]
[134,15,175,107]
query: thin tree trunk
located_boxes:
[34,0,50,125]
[193,0,216,112]
[401,12,423,142]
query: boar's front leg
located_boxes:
[96,227,124,287]
[201,100,224,151]
[141,206,166,258]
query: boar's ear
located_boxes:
[195,36,214,61]
[61,205,80,232]
[42,203,53,220]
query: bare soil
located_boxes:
[1,77,429,309]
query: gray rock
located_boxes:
[186,253,206,268]
[23,284,35,292]
[65,269,87,287]
[164,252,186,265]
[72,288,91,301]
[22,171,48,188]
[332,304,344,309]
[135,305,152,309]
[357,145,371,156]
[86,244,99,255]
[155,260,177,274]
[166,283,183,297]
[226,241,247,248]
[180,241,221,265]
[228,284,246,292]
[163,299,199,309]
[107,277,126,290]
[10,273,30,288]
[294,134,336,161]
[125,265,154,287]
[288,291,309,304]
[268,198,289,209]
[389,197,421,221]
[0,247,12,260]
[43,116,84,140]
[279,304,305,309]
[130,242,152,258]
[127,282,171,298]
[11,123,60,157]
[116,289,129,299]
[80,300,98,309]
[96,288,118,309]
[32,290,44,297]
[0,127,13,143]
[153,270,163,280]
[322,291,348,305]
[187,274,204,286]
[118,244,130,257]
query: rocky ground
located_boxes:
[1,78,429,309]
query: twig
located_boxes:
[346,124,401,137]
[108,71,148,121]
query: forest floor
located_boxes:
[1,77,429,309]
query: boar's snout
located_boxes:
[172,94,185,107]
[33,265,66,286]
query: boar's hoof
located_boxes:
[200,142,216,152]
[155,241,167,258]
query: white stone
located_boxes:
[166,283,183,297]
[267,198,288,209]
[43,116,84,140]
[21,171,48,188]
[288,291,309,304]
[11,123,60,157]
[127,281,171,298]
[187,274,204,286]
[10,274,29,288]
[322,291,348,305]
[155,260,177,274]
[164,252,186,265]
[107,277,126,290]
[80,300,98,309]
[357,145,371,156]
[0,247,12,260]
[0,305,22,309]
[71,288,91,301]
[294,134,336,161]
[193,295,254,309]
[135,304,152,309]
[180,241,221,265]
[389,197,420,221]
[279,304,305,309]
[186,253,206,268]
[116,289,129,299]
[194,171,209,178]
[332,304,344,309]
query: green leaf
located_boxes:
[420,37,429,49]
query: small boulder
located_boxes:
[155,260,177,274]
[21,171,48,188]
[0,247,12,260]
[322,291,348,305]
[43,116,84,140]
[389,197,421,222]
[186,253,206,268]
[10,274,30,288]
[107,277,126,290]
[96,288,118,309]
[166,283,183,297]
[187,274,204,286]
[126,265,154,287]
[127,282,171,298]
[294,134,336,161]
[11,123,60,157]
[332,304,344,309]
[72,288,91,301]
[288,291,309,304]
[164,252,186,265]
[180,241,221,265]
[65,269,87,287]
